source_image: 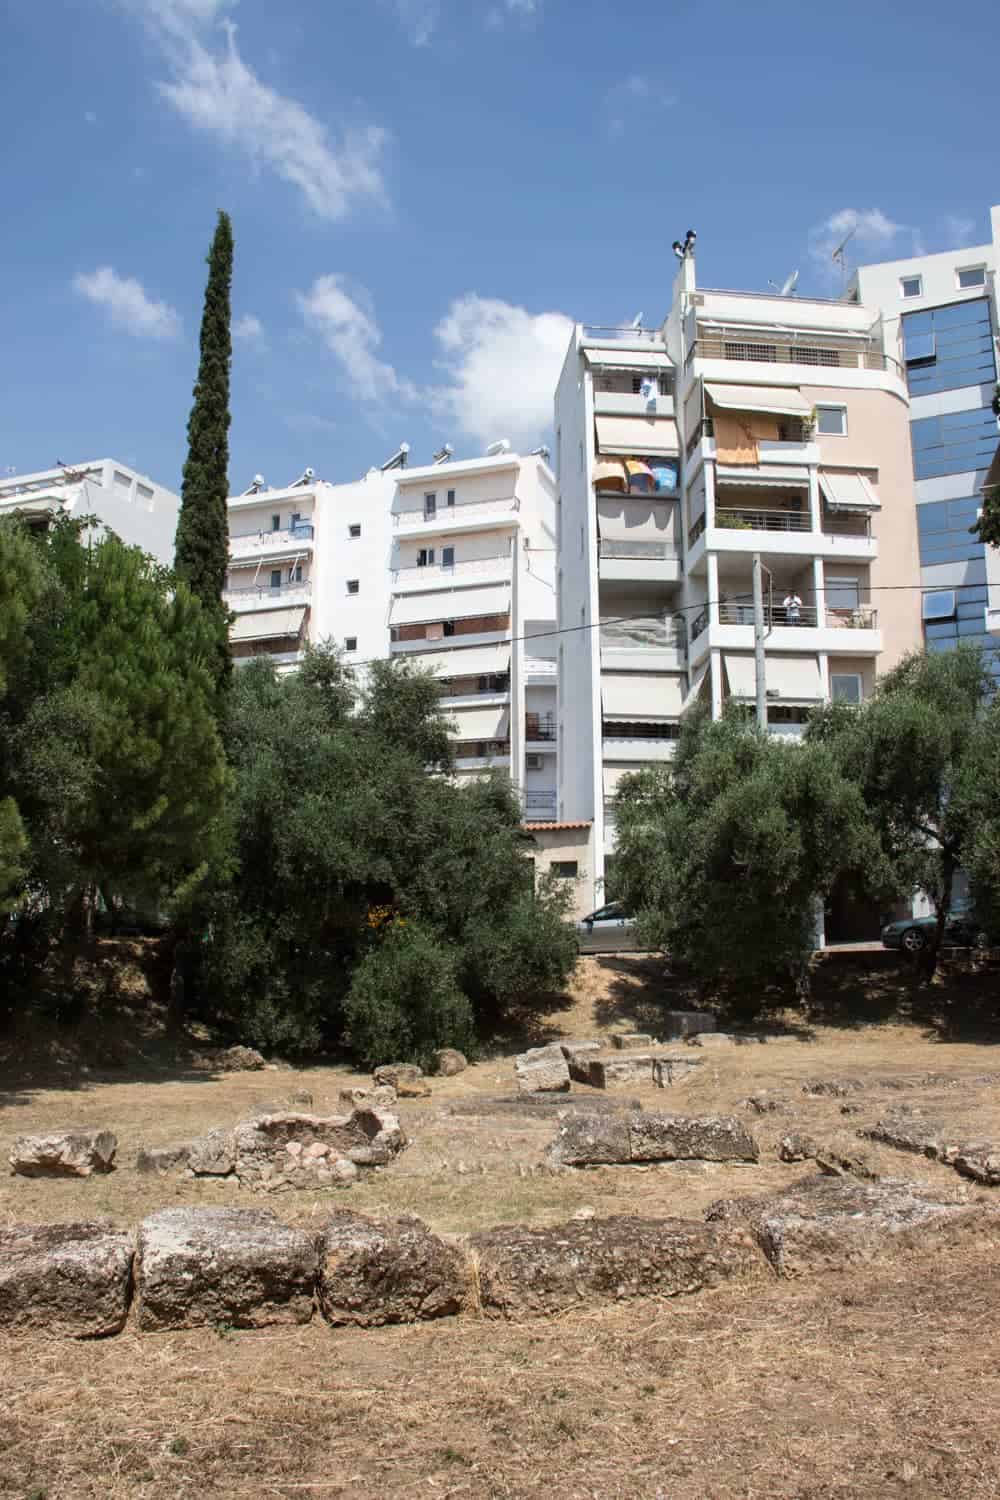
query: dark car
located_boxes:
[575,901,639,954]
[881,907,993,954]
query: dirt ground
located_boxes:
[2,951,1000,1498]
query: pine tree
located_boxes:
[174,211,234,682]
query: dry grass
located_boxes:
[3,951,1000,1496]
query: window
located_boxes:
[446,489,455,507]
[347,579,359,595]
[417,548,434,567]
[957,267,986,289]
[551,861,579,879]
[902,299,996,396]
[911,404,999,479]
[795,347,841,367]
[723,341,777,362]
[349,523,361,538]
[831,674,862,704]
[344,636,357,652]
[442,546,455,568]
[901,276,922,299]
[113,469,132,491]
[917,496,985,566]
[424,492,436,517]
[816,404,847,436]
[271,515,281,531]
[922,590,957,621]
[136,482,154,504]
[826,576,861,612]
[443,619,456,637]
[291,513,301,530]
[289,563,303,583]
[269,569,282,590]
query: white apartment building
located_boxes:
[555,249,924,921]
[224,450,560,820]
[850,204,1000,675]
[0,459,179,563]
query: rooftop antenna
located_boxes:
[768,269,799,297]
[432,443,454,465]
[831,227,856,293]
[380,442,410,471]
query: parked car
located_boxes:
[575,901,639,953]
[881,907,993,954]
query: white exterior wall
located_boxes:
[0,459,180,564]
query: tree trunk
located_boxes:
[919,854,957,983]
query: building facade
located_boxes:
[0,459,180,563]
[224,450,561,821]
[851,204,1000,674]
[555,251,924,916]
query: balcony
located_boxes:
[523,789,557,819]
[224,580,312,612]
[689,602,880,659]
[601,725,679,762]
[704,507,877,564]
[391,555,511,590]
[525,714,557,744]
[600,617,687,673]
[686,329,903,381]
[598,538,683,584]
[393,499,519,537]
[229,524,314,561]
[454,740,511,771]
[685,419,818,472]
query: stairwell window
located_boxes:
[347,579,359,595]
[831,673,862,704]
[816,405,847,436]
[344,637,357,652]
[349,523,361,538]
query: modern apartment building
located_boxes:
[224,450,560,818]
[850,205,1000,675]
[555,249,924,917]
[0,458,180,563]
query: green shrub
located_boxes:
[343,920,474,1069]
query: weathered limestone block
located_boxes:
[338,1085,398,1110]
[686,1032,737,1049]
[135,1207,318,1331]
[9,1128,117,1179]
[199,1045,266,1072]
[611,1032,653,1050]
[661,1010,717,1040]
[953,1145,1000,1187]
[471,1215,763,1318]
[779,1133,819,1163]
[652,1055,704,1088]
[373,1064,430,1097]
[514,1044,571,1094]
[628,1114,759,1164]
[320,1211,469,1326]
[705,1175,1000,1278]
[561,1040,602,1083]
[433,1049,468,1077]
[779,1134,877,1180]
[187,1127,237,1177]
[0,1222,133,1337]
[862,1117,947,1160]
[586,1053,656,1089]
[136,1143,192,1175]
[549,1113,631,1166]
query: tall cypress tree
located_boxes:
[175,211,234,683]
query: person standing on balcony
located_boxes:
[782,591,803,626]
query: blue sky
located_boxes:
[2,0,997,496]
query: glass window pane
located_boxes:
[816,406,846,434]
[901,277,922,298]
[831,674,861,704]
[922,590,956,620]
[958,268,986,288]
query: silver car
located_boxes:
[575,901,639,953]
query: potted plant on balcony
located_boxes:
[801,409,817,440]
[716,512,752,530]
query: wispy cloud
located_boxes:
[604,72,675,138]
[431,295,571,450]
[296,275,417,403]
[73,266,181,340]
[233,312,264,342]
[808,208,920,280]
[940,213,977,250]
[382,0,441,46]
[121,1,388,220]
[486,0,541,28]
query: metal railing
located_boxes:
[598,539,679,560]
[524,789,557,817]
[822,510,872,538]
[688,514,706,547]
[714,507,811,533]
[719,602,820,627]
[689,331,904,379]
[690,607,709,640]
[392,555,510,582]
[393,499,519,527]
[525,716,556,742]
[229,524,314,557]
[602,720,682,741]
[582,325,663,344]
[223,580,312,601]
[439,674,509,697]
[454,739,511,759]
[827,605,879,629]
[600,617,687,652]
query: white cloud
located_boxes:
[233,312,264,341]
[297,275,416,403]
[941,213,977,249]
[605,72,675,137]
[73,266,181,340]
[382,0,441,46]
[486,0,540,27]
[807,207,921,280]
[122,2,387,221]
[431,295,572,450]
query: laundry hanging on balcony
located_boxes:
[713,413,781,466]
[625,458,656,493]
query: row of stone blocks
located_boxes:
[5,1173,1000,1340]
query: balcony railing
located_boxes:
[688,331,903,380]
[392,555,510,583]
[229,524,314,558]
[583,325,663,344]
[524,789,557,818]
[224,580,312,602]
[691,602,879,634]
[598,539,680,560]
[714,507,811,533]
[525,715,556,742]
[719,602,820,627]
[454,739,511,759]
[600,617,687,652]
[393,499,519,527]
[826,606,878,630]
[822,510,872,539]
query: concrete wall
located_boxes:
[526,824,594,921]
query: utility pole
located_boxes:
[752,553,767,730]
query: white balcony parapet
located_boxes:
[393,499,519,530]
[391,555,511,589]
[229,524,314,560]
[224,581,312,612]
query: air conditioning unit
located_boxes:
[526,753,544,771]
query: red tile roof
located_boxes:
[521,821,592,831]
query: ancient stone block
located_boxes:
[661,1010,717,1040]
[187,1127,237,1177]
[9,1128,117,1179]
[862,1118,947,1160]
[135,1207,318,1332]
[652,1055,704,1088]
[373,1064,430,1097]
[779,1133,818,1163]
[0,1222,133,1338]
[549,1113,631,1166]
[686,1032,737,1049]
[320,1211,469,1326]
[434,1049,468,1077]
[136,1143,192,1175]
[561,1040,602,1082]
[231,1109,403,1188]
[742,1092,792,1115]
[611,1032,653,1050]
[199,1045,266,1072]
[471,1215,763,1318]
[802,1077,866,1098]
[628,1114,759,1164]
[705,1176,1000,1278]
[338,1085,398,1110]
[586,1053,655,1089]
[514,1044,571,1094]
[953,1145,1000,1187]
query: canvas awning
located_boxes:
[681,661,710,713]
[230,606,306,643]
[447,705,509,740]
[768,655,824,703]
[723,653,757,699]
[714,467,810,487]
[585,349,672,370]
[389,583,511,625]
[593,457,628,491]
[595,414,680,457]
[598,498,675,543]
[818,471,881,512]
[602,672,685,718]
[406,645,510,678]
[705,383,810,418]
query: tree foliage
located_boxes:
[614,708,879,993]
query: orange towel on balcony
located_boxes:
[714,413,758,466]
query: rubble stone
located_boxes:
[779,1133,818,1163]
[628,1113,759,1164]
[187,1127,237,1177]
[862,1117,947,1160]
[201,1045,266,1072]
[433,1048,468,1077]
[373,1064,430,1097]
[136,1143,192,1175]
[0,1222,133,1337]
[471,1215,763,1318]
[802,1077,866,1098]
[661,1010,717,1040]
[686,1032,737,1049]
[742,1092,792,1115]
[652,1055,704,1088]
[611,1032,653,1050]
[231,1109,403,1188]
[338,1085,398,1109]
[9,1128,117,1179]
[135,1207,318,1331]
[320,1211,468,1326]
[514,1044,571,1094]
